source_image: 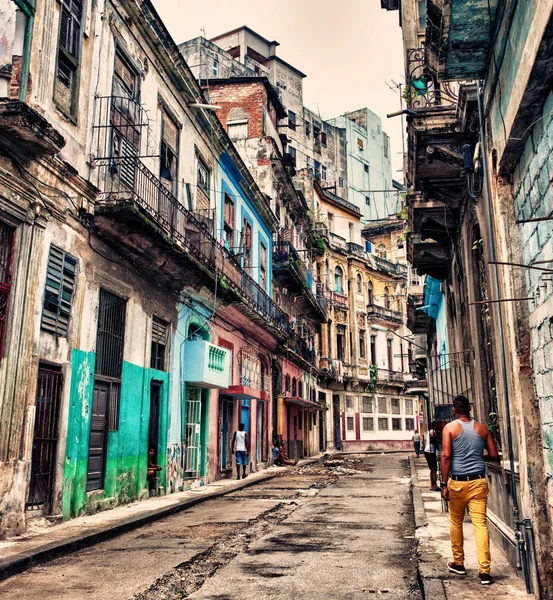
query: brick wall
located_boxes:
[513,90,553,511]
[207,82,269,139]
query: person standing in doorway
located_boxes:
[412,431,421,458]
[440,395,499,585]
[424,422,440,491]
[232,423,249,480]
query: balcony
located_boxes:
[328,232,347,252]
[184,340,231,389]
[316,181,362,217]
[0,100,65,158]
[407,233,451,280]
[273,241,326,320]
[286,330,317,368]
[223,348,270,401]
[407,293,433,333]
[331,292,349,309]
[347,242,367,259]
[366,303,403,326]
[372,255,407,279]
[93,155,291,340]
[378,369,405,387]
[408,194,461,246]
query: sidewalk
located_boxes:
[0,457,320,581]
[410,455,535,600]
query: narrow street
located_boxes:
[0,454,420,600]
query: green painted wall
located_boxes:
[63,349,169,519]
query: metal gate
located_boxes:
[27,366,63,511]
[184,387,202,479]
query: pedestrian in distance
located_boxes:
[272,441,282,466]
[440,395,499,586]
[232,423,249,480]
[424,422,440,491]
[412,431,421,458]
[278,441,299,466]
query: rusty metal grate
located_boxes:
[26,366,63,511]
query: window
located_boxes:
[346,395,353,409]
[370,335,376,366]
[54,0,83,117]
[41,245,77,337]
[364,164,369,173]
[391,398,401,414]
[260,241,267,290]
[305,121,311,137]
[405,418,415,431]
[298,413,302,429]
[212,58,219,76]
[387,338,393,371]
[392,418,402,431]
[242,219,252,271]
[151,316,168,370]
[366,196,371,206]
[368,281,374,305]
[285,374,291,393]
[405,399,414,414]
[397,237,404,250]
[336,325,346,361]
[328,213,334,233]
[418,0,427,29]
[228,119,249,140]
[377,124,381,134]
[339,177,345,188]
[347,416,355,431]
[313,124,321,145]
[292,377,297,396]
[362,396,373,413]
[197,154,210,198]
[378,243,387,258]
[160,110,179,196]
[363,417,374,431]
[0,223,14,358]
[321,132,327,147]
[378,417,389,431]
[288,145,297,167]
[349,222,354,242]
[298,380,303,398]
[356,274,362,293]
[321,165,327,181]
[383,134,390,158]
[357,138,364,151]
[378,397,388,413]
[411,268,420,287]
[334,265,344,294]
[95,289,126,431]
[223,194,235,248]
[314,160,321,179]
[359,330,366,358]
[288,110,297,131]
[384,287,391,309]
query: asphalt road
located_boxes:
[0,454,421,600]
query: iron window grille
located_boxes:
[347,416,355,431]
[287,110,296,131]
[392,418,402,431]
[405,418,415,431]
[378,397,388,413]
[391,398,401,414]
[362,417,374,431]
[41,245,77,337]
[362,396,373,413]
[378,417,389,431]
[151,316,168,371]
[95,289,126,431]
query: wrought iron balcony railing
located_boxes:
[366,303,403,324]
[96,154,291,336]
[287,331,317,366]
[373,255,408,278]
[378,369,406,384]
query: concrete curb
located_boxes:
[0,457,320,581]
[409,456,448,600]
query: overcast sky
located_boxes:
[151,0,406,179]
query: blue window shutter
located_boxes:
[41,245,77,336]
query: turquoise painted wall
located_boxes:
[63,349,169,519]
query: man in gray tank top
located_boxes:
[440,395,499,585]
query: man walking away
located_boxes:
[232,423,249,480]
[440,395,499,585]
[423,423,439,491]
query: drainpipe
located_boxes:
[476,81,532,593]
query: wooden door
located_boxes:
[86,381,109,492]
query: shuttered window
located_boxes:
[151,316,168,371]
[41,246,77,337]
[0,222,14,358]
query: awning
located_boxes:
[221,385,269,401]
[284,396,322,410]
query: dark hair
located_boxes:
[453,395,470,415]
[239,423,245,431]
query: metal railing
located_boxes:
[287,331,317,365]
[373,255,408,278]
[366,303,403,324]
[96,155,291,336]
[328,232,347,251]
[347,242,366,258]
[378,369,405,383]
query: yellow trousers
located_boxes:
[448,477,491,574]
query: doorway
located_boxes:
[148,382,161,493]
[185,387,202,479]
[219,396,234,471]
[256,400,265,463]
[27,365,63,512]
[333,394,342,450]
[86,381,109,492]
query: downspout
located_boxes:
[476,80,532,593]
